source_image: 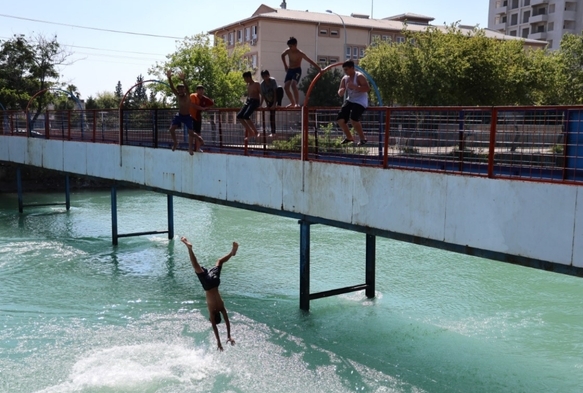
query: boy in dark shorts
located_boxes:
[260,70,283,136]
[336,60,370,145]
[181,236,238,351]
[237,71,261,140]
[281,37,321,107]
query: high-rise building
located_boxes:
[488,0,582,50]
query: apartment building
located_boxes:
[488,0,582,49]
[210,3,545,105]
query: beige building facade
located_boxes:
[210,3,545,106]
[488,0,583,50]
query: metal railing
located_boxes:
[2,106,583,184]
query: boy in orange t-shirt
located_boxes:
[189,85,214,152]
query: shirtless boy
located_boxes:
[181,236,238,351]
[237,71,261,140]
[280,37,321,107]
[166,70,203,155]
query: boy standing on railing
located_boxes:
[237,71,261,140]
[336,60,370,146]
[189,85,214,153]
[281,37,321,107]
[166,70,203,155]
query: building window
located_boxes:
[523,0,530,6]
[502,15,507,23]
[237,30,243,43]
[245,27,251,41]
[345,46,366,61]
[547,40,553,48]
[317,56,339,66]
[549,4,555,13]
[511,0,518,9]
[319,28,329,36]
[548,22,554,31]
[330,29,339,37]
[510,13,518,25]
[251,26,258,38]
[536,25,545,33]
[222,34,228,44]
[522,28,529,38]
[522,11,530,23]
[509,30,517,36]
[396,36,406,43]
[228,32,234,45]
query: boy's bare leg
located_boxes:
[181,236,203,273]
[284,81,295,107]
[352,121,366,141]
[337,119,354,141]
[187,130,195,155]
[216,242,238,267]
[169,126,178,151]
[291,81,300,107]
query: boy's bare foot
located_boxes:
[231,242,239,256]
[189,150,194,156]
[172,141,177,151]
[286,103,295,108]
[180,237,192,248]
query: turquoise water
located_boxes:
[0,189,582,393]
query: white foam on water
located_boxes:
[21,311,425,393]
[35,343,216,392]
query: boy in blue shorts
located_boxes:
[166,70,203,155]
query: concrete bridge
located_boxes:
[1,105,582,309]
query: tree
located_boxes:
[556,33,583,104]
[298,66,344,106]
[129,74,148,108]
[149,34,250,107]
[0,34,71,115]
[85,91,119,109]
[114,81,123,103]
[360,25,559,106]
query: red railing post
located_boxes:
[383,108,391,169]
[488,107,498,178]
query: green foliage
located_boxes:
[149,34,249,108]
[0,34,69,110]
[360,24,570,106]
[298,66,344,106]
[85,91,119,109]
[272,123,366,154]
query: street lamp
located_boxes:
[326,10,347,61]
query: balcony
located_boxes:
[529,31,547,40]
[493,22,507,31]
[529,13,548,23]
[563,10,577,21]
[495,2,507,14]
[530,0,548,6]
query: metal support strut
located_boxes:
[299,220,377,311]
[16,167,71,213]
[111,186,175,245]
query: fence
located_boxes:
[2,106,582,184]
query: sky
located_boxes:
[0,0,489,100]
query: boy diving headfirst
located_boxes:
[181,236,238,351]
